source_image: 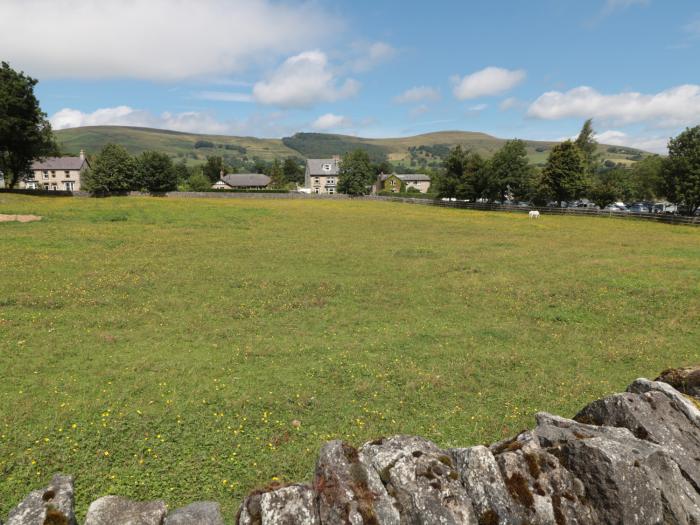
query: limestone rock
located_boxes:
[360,435,477,524]
[237,484,319,525]
[628,377,700,427]
[314,440,400,525]
[84,496,167,525]
[164,502,224,525]
[533,412,700,524]
[576,381,700,489]
[451,445,524,525]
[6,474,76,525]
[656,365,700,398]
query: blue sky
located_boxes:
[3,0,700,152]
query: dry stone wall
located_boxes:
[4,367,700,524]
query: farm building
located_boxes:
[21,150,89,191]
[304,157,340,194]
[377,173,431,193]
[213,173,271,190]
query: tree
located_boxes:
[489,139,531,201]
[338,149,374,195]
[136,151,177,192]
[589,169,630,208]
[373,159,394,176]
[575,118,600,174]
[173,160,191,186]
[663,126,700,215]
[434,146,492,201]
[283,157,303,185]
[541,141,588,206]
[186,170,212,191]
[0,62,58,188]
[628,155,664,201]
[267,159,286,189]
[81,144,137,193]
[202,156,226,182]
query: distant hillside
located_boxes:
[55,126,652,169]
[55,126,300,165]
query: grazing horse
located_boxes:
[528,210,540,219]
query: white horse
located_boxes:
[528,210,540,220]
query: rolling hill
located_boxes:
[55,126,652,168]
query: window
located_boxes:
[314,177,320,185]
[51,171,56,178]
[390,179,396,186]
[328,188,335,195]
[43,171,48,179]
[322,163,332,171]
[27,181,37,190]
[65,181,74,191]
[51,184,57,190]
[327,178,335,185]
[64,170,70,176]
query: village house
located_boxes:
[304,157,340,194]
[377,173,431,193]
[212,172,271,190]
[22,150,89,191]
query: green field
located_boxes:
[1,194,698,520]
[55,126,652,167]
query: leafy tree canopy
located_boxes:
[663,126,700,215]
[202,156,227,182]
[82,144,137,194]
[136,151,177,193]
[338,149,374,196]
[0,61,58,188]
[575,118,600,173]
[542,141,588,205]
[489,139,531,201]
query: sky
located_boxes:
[2,0,700,153]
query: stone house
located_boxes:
[212,173,271,190]
[377,173,431,193]
[23,150,89,191]
[304,157,340,194]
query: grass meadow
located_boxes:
[1,194,698,519]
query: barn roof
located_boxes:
[31,157,88,171]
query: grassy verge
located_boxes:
[0,194,698,519]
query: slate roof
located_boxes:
[220,173,271,187]
[307,159,340,176]
[31,157,87,171]
[380,173,431,182]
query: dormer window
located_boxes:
[322,163,332,171]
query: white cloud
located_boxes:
[0,0,335,80]
[452,67,526,100]
[527,84,700,127]
[394,86,441,104]
[196,91,253,103]
[311,113,352,130]
[602,0,649,14]
[409,105,430,118]
[49,106,295,137]
[349,42,397,73]
[468,104,488,112]
[595,130,668,153]
[252,51,360,108]
[684,15,700,38]
[499,97,522,111]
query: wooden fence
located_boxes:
[368,196,700,227]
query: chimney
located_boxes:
[79,149,85,161]
[220,169,225,180]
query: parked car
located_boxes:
[605,204,629,212]
[629,203,650,213]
